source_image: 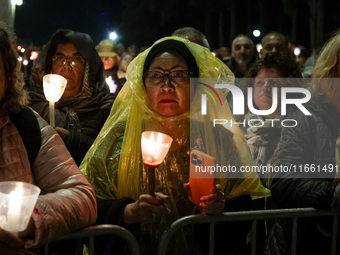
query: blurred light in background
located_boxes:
[109,32,117,40]
[256,44,262,52]
[253,30,261,37]
[31,51,39,60]
[12,0,23,5]
[294,47,301,56]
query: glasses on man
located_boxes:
[52,54,85,68]
[144,70,192,86]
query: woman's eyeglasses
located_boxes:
[52,54,85,68]
[144,70,192,86]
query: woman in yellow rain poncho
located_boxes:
[80,36,270,255]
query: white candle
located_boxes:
[43,74,67,127]
[106,76,118,93]
[0,182,41,237]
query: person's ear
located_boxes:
[259,48,264,58]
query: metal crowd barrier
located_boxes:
[158,208,339,255]
[41,224,140,255]
[21,208,339,255]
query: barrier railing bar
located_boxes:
[158,208,340,255]
[89,236,94,255]
[21,250,38,255]
[44,224,140,255]
[251,220,257,255]
[291,217,298,255]
[332,215,338,255]
[209,222,215,255]
[43,243,48,255]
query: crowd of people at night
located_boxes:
[1,18,340,255]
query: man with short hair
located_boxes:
[172,27,210,49]
[260,32,290,58]
[224,34,256,78]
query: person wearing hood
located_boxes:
[80,37,269,255]
[29,29,115,165]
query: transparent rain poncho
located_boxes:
[80,36,270,254]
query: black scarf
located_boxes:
[143,39,199,77]
[29,29,115,129]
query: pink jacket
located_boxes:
[0,110,97,248]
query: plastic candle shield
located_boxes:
[43,74,67,102]
[141,131,173,167]
[43,74,67,127]
[0,182,40,233]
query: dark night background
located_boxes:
[14,0,340,52]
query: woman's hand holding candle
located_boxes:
[0,227,24,255]
[0,217,35,255]
[123,193,169,225]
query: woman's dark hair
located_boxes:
[246,51,302,78]
[0,21,28,113]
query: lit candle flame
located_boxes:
[6,186,24,233]
[141,131,173,167]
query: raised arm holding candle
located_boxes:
[81,37,269,255]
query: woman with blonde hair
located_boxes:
[269,29,340,254]
[309,29,340,110]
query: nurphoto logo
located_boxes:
[198,78,312,128]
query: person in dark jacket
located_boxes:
[29,29,115,166]
[269,29,340,255]
[242,52,303,185]
[225,34,256,78]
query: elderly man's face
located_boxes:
[52,43,85,98]
[231,36,255,66]
[260,35,289,58]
